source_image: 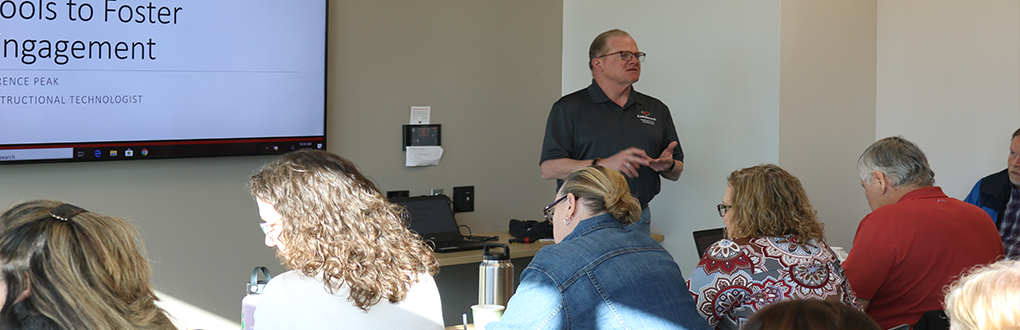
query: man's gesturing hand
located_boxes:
[603,147,651,178]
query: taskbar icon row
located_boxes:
[75,148,148,159]
[70,140,325,161]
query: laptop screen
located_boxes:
[693,227,727,258]
[391,196,461,241]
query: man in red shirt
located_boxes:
[842,136,1004,329]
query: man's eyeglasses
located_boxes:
[716,204,732,217]
[597,51,646,62]
[543,196,568,223]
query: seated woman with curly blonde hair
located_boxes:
[687,164,859,330]
[0,200,175,330]
[249,150,443,329]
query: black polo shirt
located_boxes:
[540,80,683,205]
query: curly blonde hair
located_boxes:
[0,200,174,330]
[561,166,642,224]
[944,259,1020,330]
[249,150,439,311]
[726,164,824,242]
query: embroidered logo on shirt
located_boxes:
[637,111,657,125]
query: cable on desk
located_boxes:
[457,224,473,238]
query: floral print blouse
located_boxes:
[686,235,859,330]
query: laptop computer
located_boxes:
[391,195,488,253]
[692,227,727,258]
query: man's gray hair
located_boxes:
[857,136,935,187]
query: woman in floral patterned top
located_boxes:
[687,164,860,330]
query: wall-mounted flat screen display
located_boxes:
[0,0,328,164]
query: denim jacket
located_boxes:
[487,213,710,330]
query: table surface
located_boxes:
[446,325,476,330]
[436,231,665,267]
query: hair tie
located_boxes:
[50,204,87,222]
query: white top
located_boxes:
[254,270,444,330]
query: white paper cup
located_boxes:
[471,304,505,330]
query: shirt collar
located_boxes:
[561,212,624,242]
[586,79,643,109]
[898,186,948,203]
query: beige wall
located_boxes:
[327,0,562,236]
[0,0,563,321]
[563,0,783,275]
[876,0,1020,198]
[779,0,1020,250]
[779,0,878,249]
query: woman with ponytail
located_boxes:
[489,166,709,330]
[0,200,175,330]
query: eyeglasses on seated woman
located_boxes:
[687,164,860,330]
[488,165,710,330]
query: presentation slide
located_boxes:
[0,0,327,162]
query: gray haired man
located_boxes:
[841,136,1003,329]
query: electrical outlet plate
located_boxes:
[453,186,474,212]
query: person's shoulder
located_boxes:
[975,169,1011,193]
[529,230,628,270]
[271,270,305,282]
[874,190,987,223]
[981,168,1009,181]
[525,244,578,280]
[629,88,668,107]
[263,270,322,294]
[531,237,587,263]
[407,272,439,294]
[633,89,664,103]
[804,238,841,261]
[703,238,749,260]
[552,87,593,109]
[951,196,1000,220]
[860,203,907,225]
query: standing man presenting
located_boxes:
[965,128,1020,259]
[540,29,683,235]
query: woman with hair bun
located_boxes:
[249,150,443,329]
[489,165,709,330]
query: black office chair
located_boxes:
[913,310,949,330]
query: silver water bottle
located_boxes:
[478,243,514,306]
